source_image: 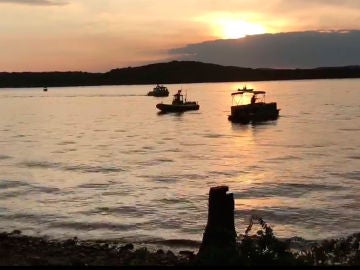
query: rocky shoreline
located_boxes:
[0,230,195,266]
[1,229,359,266]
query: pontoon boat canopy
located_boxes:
[231,90,266,96]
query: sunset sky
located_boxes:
[1,0,360,72]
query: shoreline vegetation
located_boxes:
[1,186,359,266]
[1,61,360,88]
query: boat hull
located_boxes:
[228,102,280,124]
[147,91,169,97]
[156,102,200,113]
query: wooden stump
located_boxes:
[196,186,238,264]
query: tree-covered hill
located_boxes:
[1,61,360,88]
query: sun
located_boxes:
[217,19,265,39]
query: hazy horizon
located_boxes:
[3,30,360,74]
[2,1,360,72]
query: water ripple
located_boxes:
[50,221,135,231]
[234,182,344,199]
[0,155,12,160]
[76,183,110,189]
[0,179,28,189]
[19,160,125,173]
[330,171,360,181]
[57,141,76,145]
[235,207,360,226]
[79,206,150,218]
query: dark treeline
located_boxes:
[1,61,360,88]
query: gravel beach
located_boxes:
[0,230,194,266]
[1,229,359,266]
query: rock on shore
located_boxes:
[0,230,194,266]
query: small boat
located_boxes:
[228,86,280,124]
[147,84,169,97]
[156,90,199,113]
[43,87,48,92]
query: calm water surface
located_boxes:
[0,79,359,250]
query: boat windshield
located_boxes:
[154,85,168,91]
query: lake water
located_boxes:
[0,79,359,251]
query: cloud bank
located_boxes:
[169,30,360,68]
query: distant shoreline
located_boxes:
[1,61,360,88]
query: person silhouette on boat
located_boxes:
[251,94,257,105]
[173,90,183,104]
